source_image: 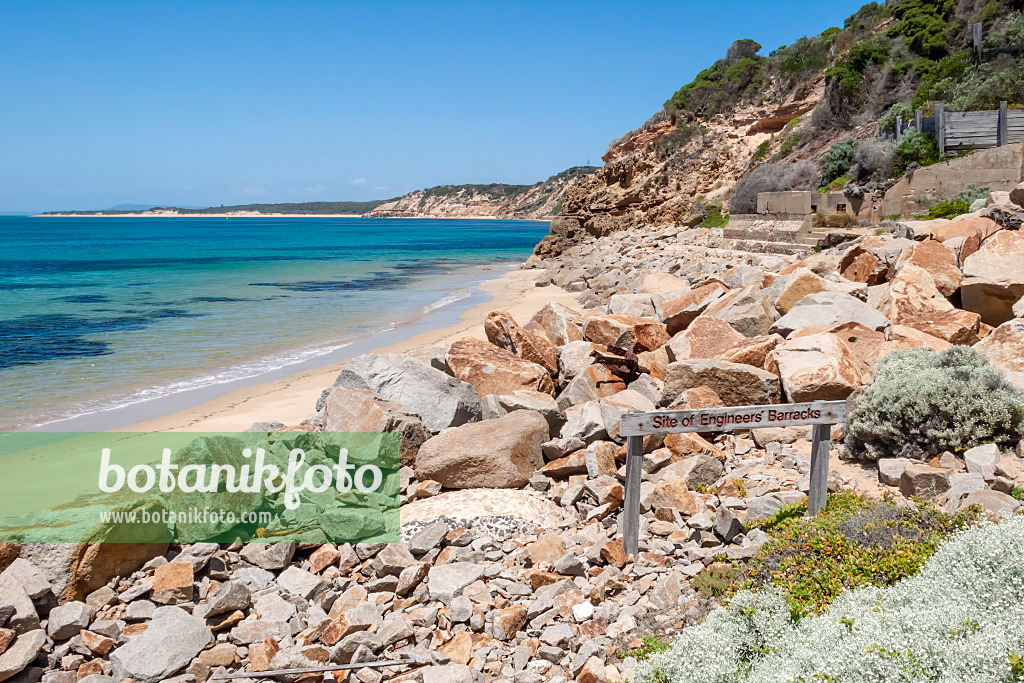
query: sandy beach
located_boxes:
[115,267,579,433]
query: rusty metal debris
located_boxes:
[210,658,415,680]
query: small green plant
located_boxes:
[752,139,772,161]
[924,198,969,219]
[693,563,743,599]
[879,102,915,137]
[893,129,940,175]
[819,138,859,187]
[820,173,851,193]
[698,206,730,228]
[619,635,672,662]
[694,483,715,494]
[772,133,803,161]
[1011,651,1024,680]
[1012,485,1024,501]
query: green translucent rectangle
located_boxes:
[0,431,399,544]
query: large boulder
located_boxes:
[661,359,781,407]
[555,364,626,411]
[974,319,1024,373]
[608,293,657,318]
[700,284,777,337]
[527,303,585,346]
[582,315,669,353]
[110,606,213,683]
[484,311,558,377]
[878,265,980,345]
[839,246,886,285]
[930,216,1001,244]
[718,334,783,368]
[891,240,961,297]
[771,292,891,337]
[0,629,45,682]
[482,390,563,436]
[770,333,865,402]
[658,283,729,335]
[336,353,481,433]
[415,411,548,488]
[962,231,1024,326]
[446,337,555,399]
[18,542,167,604]
[642,272,690,294]
[320,387,428,466]
[771,268,829,314]
[665,316,745,363]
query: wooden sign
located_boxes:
[619,400,848,559]
[620,400,847,436]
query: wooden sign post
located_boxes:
[618,400,848,557]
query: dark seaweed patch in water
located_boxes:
[0,282,101,291]
[190,296,254,303]
[0,309,204,369]
[53,294,109,304]
[249,261,452,292]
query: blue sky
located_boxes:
[0,1,867,212]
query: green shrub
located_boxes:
[820,173,851,193]
[956,184,990,205]
[693,563,743,599]
[634,515,1024,683]
[924,198,970,219]
[772,133,803,160]
[743,493,978,616]
[846,346,1024,460]
[820,138,859,187]
[619,635,671,662]
[752,139,771,161]
[879,102,916,137]
[887,0,957,60]
[698,206,730,228]
[893,129,940,174]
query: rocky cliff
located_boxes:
[365,167,599,220]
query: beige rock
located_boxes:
[974,319,1024,372]
[491,606,527,641]
[659,283,729,336]
[662,359,781,407]
[771,333,864,402]
[664,433,726,462]
[80,629,115,655]
[775,268,828,314]
[648,479,702,520]
[149,561,194,604]
[484,310,558,377]
[666,316,745,362]
[718,334,783,368]
[899,464,951,501]
[1010,182,1024,208]
[439,631,472,665]
[962,231,1024,326]
[582,315,669,353]
[446,337,555,398]
[671,386,723,410]
[642,272,690,294]
[701,284,777,337]
[527,302,585,346]
[523,534,567,568]
[415,410,548,488]
[321,387,428,467]
[878,265,980,345]
[931,217,1001,243]
[891,240,961,297]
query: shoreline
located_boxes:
[108,267,578,433]
[32,213,555,220]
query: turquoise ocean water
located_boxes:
[0,216,549,430]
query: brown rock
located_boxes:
[718,334,783,368]
[309,544,340,574]
[526,571,560,591]
[582,315,669,353]
[80,629,115,655]
[899,464,951,501]
[0,546,18,575]
[700,284,777,337]
[528,302,585,346]
[770,332,865,402]
[662,359,781,407]
[541,449,589,477]
[775,267,830,313]
[599,540,627,568]
[649,479,702,519]
[321,614,371,645]
[577,656,606,683]
[320,387,429,467]
[0,629,13,656]
[440,631,472,665]
[671,386,723,410]
[840,247,885,285]
[485,310,558,377]
[931,217,1001,244]
[879,265,980,345]
[249,638,281,672]
[887,325,951,353]
[446,337,555,398]
[659,283,729,336]
[577,618,607,639]
[792,322,884,378]
[149,561,194,604]
[198,642,237,668]
[974,318,1024,372]
[76,661,103,679]
[121,622,150,637]
[415,410,548,488]
[891,240,961,297]
[524,534,567,569]
[491,605,527,641]
[962,231,1024,326]
[666,316,745,362]
[589,476,624,509]
[664,433,726,462]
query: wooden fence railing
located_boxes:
[894,101,1024,155]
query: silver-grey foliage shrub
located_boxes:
[854,139,895,180]
[846,346,1024,460]
[730,161,819,214]
[635,516,1024,683]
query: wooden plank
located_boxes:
[807,424,831,516]
[621,435,643,558]
[1000,101,1008,146]
[619,400,847,436]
